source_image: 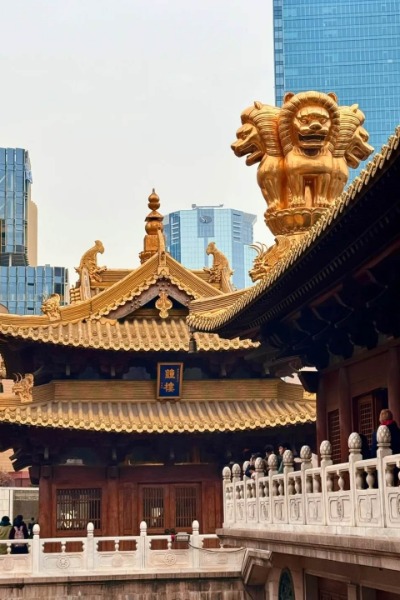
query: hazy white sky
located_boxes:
[1,0,275,282]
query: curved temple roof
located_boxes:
[188,127,400,333]
[0,380,315,433]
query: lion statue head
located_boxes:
[278,91,341,157]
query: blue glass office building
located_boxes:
[273,0,400,175]
[164,206,256,289]
[0,148,68,314]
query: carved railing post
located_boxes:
[283,450,294,524]
[139,521,147,569]
[232,463,241,527]
[222,465,232,528]
[31,523,40,575]
[86,522,95,571]
[376,425,392,527]
[348,433,362,527]
[191,520,200,569]
[320,440,332,526]
[298,446,312,524]
[250,457,264,524]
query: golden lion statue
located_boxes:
[232,91,373,233]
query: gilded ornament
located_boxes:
[204,242,235,292]
[41,293,61,321]
[155,292,173,319]
[12,373,34,403]
[232,91,373,281]
[75,240,107,286]
[249,237,291,282]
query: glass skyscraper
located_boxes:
[273,0,400,175]
[164,206,256,289]
[0,148,68,314]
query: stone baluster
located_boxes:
[366,466,376,489]
[268,453,278,477]
[376,425,392,528]
[32,523,41,575]
[222,466,232,527]
[348,432,362,526]
[283,449,294,475]
[252,457,265,524]
[86,522,95,571]
[232,463,241,526]
[243,461,250,478]
[191,520,200,569]
[300,446,312,472]
[140,521,147,569]
[299,446,311,515]
[232,463,241,483]
[320,440,332,526]
[255,457,265,479]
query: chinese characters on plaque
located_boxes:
[157,363,183,400]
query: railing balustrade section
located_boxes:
[222,426,400,537]
[0,520,244,578]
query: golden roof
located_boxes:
[0,379,315,433]
[0,316,257,352]
[188,127,400,332]
[0,250,252,351]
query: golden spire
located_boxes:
[139,189,165,264]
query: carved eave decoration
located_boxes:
[188,126,400,334]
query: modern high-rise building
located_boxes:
[163,205,256,289]
[0,148,68,314]
[273,0,400,175]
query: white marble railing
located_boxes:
[0,520,245,577]
[223,426,400,536]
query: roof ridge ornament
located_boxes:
[139,189,167,264]
[204,242,235,293]
[232,91,374,281]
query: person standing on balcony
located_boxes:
[277,442,291,474]
[371,409,400,457]
[0,516,12,554]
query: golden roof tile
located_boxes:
[0,380,315,433]
[0,316,258,351]
[188,127,400,331]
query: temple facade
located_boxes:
[0,190,314,540]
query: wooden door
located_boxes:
[139,483,200,534]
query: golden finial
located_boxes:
[139,189,165,264]
[148,188,160,211]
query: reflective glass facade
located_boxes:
[0,265,68,315]
[164,207,257,289]
[0,147,30,266]
[273,0,400,177]
[0,148,68,315]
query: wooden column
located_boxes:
[38,466,52,537]
[316,376,327,456]
[106,467,119,535]
[388,347,400,424]
[339,367,352,461]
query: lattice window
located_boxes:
[175,486,198,528]
[56,488,101,531]
[328,409,341,463]
[358,396,374,446]
[142,487,164,529]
